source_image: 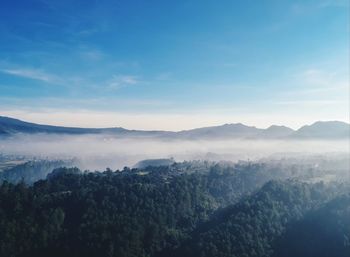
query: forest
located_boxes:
[0,160,349,257]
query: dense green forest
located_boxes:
[273,194,350,257]
[0,161,349,257]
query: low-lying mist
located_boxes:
[0,133,349,170]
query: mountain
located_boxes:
[260,125,295,138]
[166,180,342,257]
[0,116,349,140]
[176,123,263,139]
[273,194,350,257]
[0,116,171,137]
[293,121,350,139]
[0,116,125,134]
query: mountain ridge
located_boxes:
[0,116,349,140]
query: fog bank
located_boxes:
[0,134,349,170]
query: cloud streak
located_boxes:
[106,75,140,90]
[300,69,338,87]
[0,64,141,93]
[0,68,59,83]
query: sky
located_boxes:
[0,0,349,130]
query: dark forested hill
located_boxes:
[0,164,349,257]
[273,194,350,257]
[166,180,346,257]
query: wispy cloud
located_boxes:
[0,63,143,94]
[0,96,173,111]
[319,0,349,8]
[280,67,348,100]
[274,100,345,106]
[106,75,139,90]
[155,72,172,81]
[0,68,59,83]
[285,85,348,96]
[296,68,347,90]
[300,69,335,86]
[290,0,348,16]
[79,49,105,61]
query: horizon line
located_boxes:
[1,114,349,133]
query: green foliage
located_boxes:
[0,167,217,257]
[0,162,348,257]
[168,180,345,257]
[273,194,350,257]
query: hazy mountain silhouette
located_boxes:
[0,116,349,140]
[176,123,262,139]
[0,116,171,137]
[292,121,350,139]
[259,125,295,138]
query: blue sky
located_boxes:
[0,0,348,130]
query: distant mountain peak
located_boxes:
[308,120,348,126]
[267,124,291,129]
[260,125,294,138]
[293,120,350,139]
[0,116,348,140]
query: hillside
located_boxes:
[0,164,348,257]
[273,194,350,257]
